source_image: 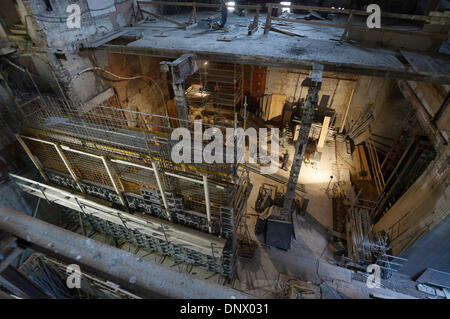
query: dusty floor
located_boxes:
[231,132,432,298]
[113,10,412,73]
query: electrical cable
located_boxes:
[68,66,169,119]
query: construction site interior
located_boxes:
[0,0,448,300]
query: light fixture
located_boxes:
[227,1,235,12]
[280,1,291,13]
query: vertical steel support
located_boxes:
[160,53,198,123]
[15,134,49,182]
[282,63,323,216]
[54,144,84,193]
[203,174,212,233]
[151,160,172,221]
[101,156,127,207]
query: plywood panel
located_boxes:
[268,94,286,121]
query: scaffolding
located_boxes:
[7,93,250,278]
[186,61,243,111]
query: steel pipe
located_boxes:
[0,205,251,299]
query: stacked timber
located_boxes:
[353,145,372,181]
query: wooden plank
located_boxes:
[272,16,347,29]
[264,4,273,34]
[317,116,331,148]
[141,9,186,28]
[339,10,354,43]
[268,94,286,121]
[353,145,361,180]
[270,16,449,39]
[366,140,381,194]
[82,88,115,108]
[270,27,305,38]
[358,145,372,182]
[339,88,354,133]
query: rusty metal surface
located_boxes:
[0,205,252,299]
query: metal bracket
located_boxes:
[160,53,198,84]
[160,53,198,121]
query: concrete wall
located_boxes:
[265,67,356,127]
[91,51,171,118]
[374,80,450,259]
[399,214,450,279]
[407,81,449,138]
[350,77,410,144]
[264,67,408,142]
[24,0,134,51]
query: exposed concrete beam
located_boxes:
[91,46,450,85]
[0,205,251,299]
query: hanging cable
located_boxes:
[68,66,169,120]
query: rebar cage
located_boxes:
[7,94,251,278]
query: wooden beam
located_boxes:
[358,145,372,182]
[270,16,449,39]
[317,116,331,148]
[340,10,354,43]
[264,4,273,34]
[270,26,305,38]
[339,88,355,134]
[140,9,187,28]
